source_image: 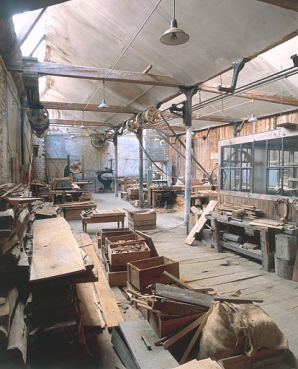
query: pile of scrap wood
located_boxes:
[125,274,296,368]
[127,279,214,365]
[26,217,101,366]
[0,183,43,366]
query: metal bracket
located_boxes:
[291,54,298,68]
[217,57,250,93]
[169,101,186,123]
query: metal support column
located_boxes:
[180,86,198,224]
[114,134,118,197]
[137,128,144,207]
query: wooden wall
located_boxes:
[169,110,298,223]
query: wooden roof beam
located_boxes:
[199,81,298,106]
[5,59,181,87]
[49,119,113,127]
[25,101,137,114]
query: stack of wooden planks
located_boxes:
[26,218,101,365]
[0,183,43,366]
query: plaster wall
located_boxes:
[44,131,170,191]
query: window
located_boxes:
[220,135,298,196]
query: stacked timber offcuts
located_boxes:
[26,217,98,366]
[125,209,157,230]
[0,183,42,366]
[127,275,295,368]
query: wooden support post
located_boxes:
[212,218,223,253]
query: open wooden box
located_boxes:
[107,234,151,267]
[127,256,179,291]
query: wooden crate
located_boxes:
[126,209,156,230]
[128,219,156,231]
[96,228,132,249]
[107,234,151,267]
[148,311,202,338]
[105,233,145,248]
[127,256,179,291]
[102,252,127,286]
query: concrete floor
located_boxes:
[67,191,298,366]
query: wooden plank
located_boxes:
[152,298,207,317]
[163,314,206,350]
[135,230,159,257]
[76,283,105,329]
[185,200,218,245]
[30,218,85,282]
[111,327,140,369]
[118,320,179,368]
[155,284,213,308]
[6,59,180,87]
[213,296,263,303]
[81,237,124,329]
[173,358,221,369]
[179,305,214,364]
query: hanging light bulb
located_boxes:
[98,80,109,108]
[160,0,189,46]
[248,99,258,122]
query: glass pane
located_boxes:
[231,168,241,191]
[241,143,252,167]
[221,169,230,190]
[230,145,241,167]
[282,168,298,196]
[253,141,266,194]
[221,147,230,167]
[267,168,281,194]
[283,136,298,166]
[241,168,251,192]
[268,138,282,166]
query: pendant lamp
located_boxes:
[248,100,258,122]
[160,0,189,46]
[98,80,109,108]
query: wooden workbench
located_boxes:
[206,212,286,272]
[81,208,125,232]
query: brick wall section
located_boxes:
[31,134,46,183]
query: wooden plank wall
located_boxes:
[169,111,298,223]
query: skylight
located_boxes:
[13,9,46,61]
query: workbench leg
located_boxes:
[121,220,124,228]
[117,222,119,228]
[211,219,222,253]
[260,229,271,271]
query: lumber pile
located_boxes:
[26,218,100,366]
[0,183,44,366]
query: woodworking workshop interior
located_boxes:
[1,1,298,368]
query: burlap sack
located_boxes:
[197,302,288,361]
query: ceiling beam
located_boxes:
[199,81,298,106]
[26,101,137,114]
[5,59,181,87]
[8,8,46,59]
[257,0,298,11]
[192,114,234,123]
[49,119,113,127]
